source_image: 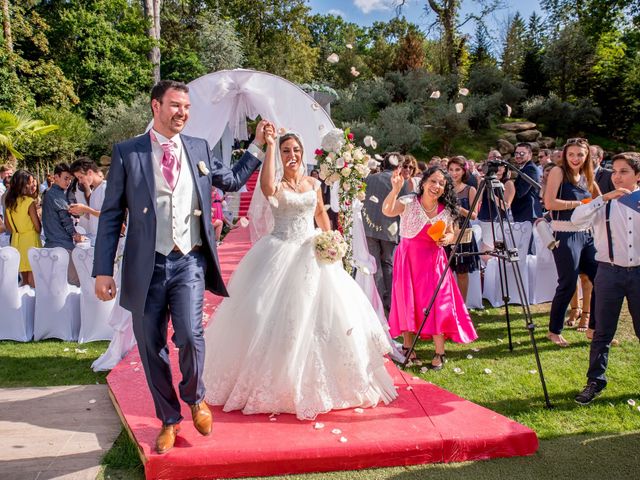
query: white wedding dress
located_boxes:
[203,181,398,420]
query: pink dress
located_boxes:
[388,198,477,343]
[211,188,224,222]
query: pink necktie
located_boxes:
[150,131,181,190]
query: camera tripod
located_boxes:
[399,161,552,409]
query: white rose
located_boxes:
[327,152,336,161]
[355,164,368,176]
[353,149,364,161]
[357,191,366,201]
[342,181,351,191]
[335,157,346,168]
[321,128,345,153]
[341,167,352,177]
[328,173,341,183]
[319,164,330,179]
[342,151,352,162]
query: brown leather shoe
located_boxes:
[155,423,180,454]
[190,401,212,436]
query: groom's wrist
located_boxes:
[247,142,265,162]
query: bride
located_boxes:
[202,124,397,420]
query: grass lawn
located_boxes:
[2,303,639,480]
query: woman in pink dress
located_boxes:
[211,188,225,242]
[383,166,478,370]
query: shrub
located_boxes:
[523,94,601,137]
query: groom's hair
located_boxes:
[150,80,189,104]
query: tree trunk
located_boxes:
[144,0,161,83]
[428,0,459,74]
[2,0,13,53]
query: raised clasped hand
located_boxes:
[263,122,276,147]
[255,120,275,147]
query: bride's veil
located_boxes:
[247,131,307,244]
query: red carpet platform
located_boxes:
[107,226,538,480]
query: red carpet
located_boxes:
[107,226,538,480]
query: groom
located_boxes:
[93,80,267,454]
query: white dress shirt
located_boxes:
[571,191,640,267]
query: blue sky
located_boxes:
[308,1,544,43]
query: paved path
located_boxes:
[0,385,121,480]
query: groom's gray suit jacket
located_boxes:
[92,132,260,314]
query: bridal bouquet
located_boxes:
[315,128,378,272]
[314,230,348,265]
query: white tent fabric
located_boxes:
[182,69,334,166]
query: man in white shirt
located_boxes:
[572,152,640,405]
[69,158,106,245]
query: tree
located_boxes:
[392,27,426,72]
[541,0,636,39]
[0,110,58,161]
[520,12,549,97]
[1,0,12,53]
[395,0,502,74]
[469,23,496,68]
[501,13,526,80]
[143,0,161,84]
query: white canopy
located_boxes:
[182,69,335,166]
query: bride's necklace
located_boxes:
[282,175,303,192]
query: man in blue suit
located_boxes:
[510,142,542,258]
[93,80,269,453]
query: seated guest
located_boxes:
[41,162,84,285]
[573,152,640,404]
[69,158,106,245]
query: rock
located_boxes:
[516,129,542,142]
[499,121,537,132]
[538,137,556,149]
[497,139,515,155]
[500,132,518,144]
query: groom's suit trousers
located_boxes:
[132,248,207,425]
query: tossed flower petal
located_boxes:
[327,53,339,64]
[459,88,469,96]
[453,367,464,374]
[350,66,360,77]
[484,368,492,374]
[420,366,429,373]
[369,195,379,203]
[388,155,399,166]
[506,104,512,117]
[406,386,414,391]
[628,399,636,407]
[311,103,320,111]
[331,428,342,435]
[314,422,325,429]
[63,348,70,352]
[371,140,377,149]
[134,367,140,372]
[374,154,383,161]
[89,399,96,404]
[238,217,250,228]
[363,135,374,147]
[387,222,398,236]
[346,43,353,49]
[398,195,413,205]
[430,90,441,99]
[455,102,464,113]
[339,436,348,443]
[75,348,87,354]
[472,347,480,352]
[466,354,473,359]
[528,369,537,374]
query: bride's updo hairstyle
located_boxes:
[417,166,459,218]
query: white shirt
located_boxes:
[571,191,640,267]
[88,181,107,245]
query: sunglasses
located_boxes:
[566,137,589,145]
[514,151,528,157]
[402,165,414,170]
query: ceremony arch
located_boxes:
[181,69,335,166]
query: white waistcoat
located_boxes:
[151,138,202,256]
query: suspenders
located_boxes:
[605,201,614,263]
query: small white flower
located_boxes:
[459,88,470,96]
[327,53,339,64]
[197,161,210,175]
[628,399,636,407]
[331,428,342,435]
[484,368,492,374]
[268,196,279,208]
[192,209,202,217]
[335,157,346,169]
[341,167,352,177]
[466,354,473,359]
[387,222,398,236]
[506,104,512,117]
[430,90,441,99]
[455,102,464,113]
[89,399,97,404]
[238,217,250,228]
[339,436,348,443]
[314,422,325,429]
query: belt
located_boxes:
[598,261,640,272]
[172,244,202,253]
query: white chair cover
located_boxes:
[92,239,136,371]
[28,247,81,341]
[0,246,35,341]
[527,226,559,304]
[464,224,484,309]
[72,247,116,343]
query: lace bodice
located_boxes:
[270,187,318,243]
[399,196,451,239]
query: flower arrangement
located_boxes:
[314,230,348,265]
[315,128,378,272]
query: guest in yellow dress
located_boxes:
[3,170,42,287]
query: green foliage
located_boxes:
[373,102,423,153]
[522,94,601,137]
[332,78,393,123]
[0,49,35,111]
[501,13,527,80]
[17,106,91,170]
[90,94,151,156]
[0,109,59,162]
[39,0,153,113]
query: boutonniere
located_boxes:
[197,161,210,175]
[192,209,202,217]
